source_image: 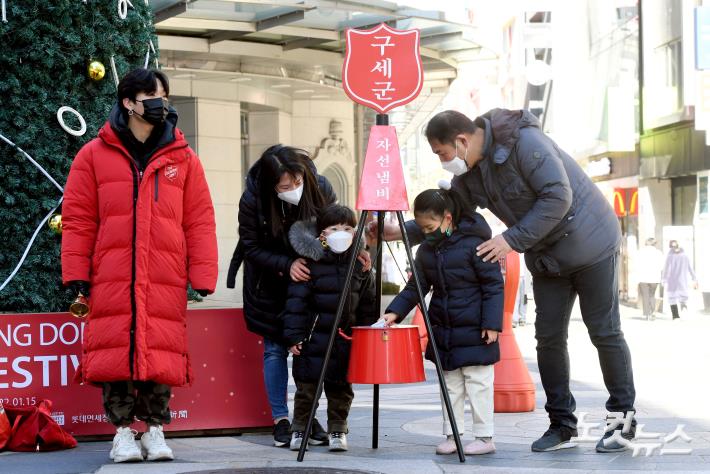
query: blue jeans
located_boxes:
[263,338,289,420]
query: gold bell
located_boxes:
[70,293,90,319]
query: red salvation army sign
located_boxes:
[343,23,423,114]
[0,309,271,436]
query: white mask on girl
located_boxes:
[277,183,304,205]
[326,231,354,253]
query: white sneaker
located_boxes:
[109,427,143,463]
[140,425,174,461]
[328,432,348,452]
[290,431,308,451]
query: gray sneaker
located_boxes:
[596,417,636,453]
[328,432,348,451]
[531,426,578,452]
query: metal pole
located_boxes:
[297,211,369,462]
[396,211,466,463]
[371,112,388,449]
[371,210,385,448]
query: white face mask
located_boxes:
[277,183,303,205]
[441,141,469,176]
[326,230,354,254]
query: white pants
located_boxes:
[440,365,494,437]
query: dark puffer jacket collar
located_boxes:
[425,213,493,250]
[108,102,179,168]
[477,108,541,165]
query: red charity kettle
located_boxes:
[347,325,425,384]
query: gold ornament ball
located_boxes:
[88,61,106,81]
[49,214,63,234]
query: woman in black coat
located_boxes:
[229,145,335,447]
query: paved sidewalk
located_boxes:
[2,303,709,473]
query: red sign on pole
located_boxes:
[343,23,423,113]
[356,125,409,211]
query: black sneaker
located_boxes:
[531,425,578,452]
[273,419,291,447]
[309,419,329,445]
[596,418,636,453]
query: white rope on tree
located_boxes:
[118,0,134,20]
[0,132,64,192]
[0,132,65,293]
[110,55,119,88]
[0,197,63,292]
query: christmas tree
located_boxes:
[0,1,158,312]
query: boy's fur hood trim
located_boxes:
[289,218,365,261]
[289,219,325,261]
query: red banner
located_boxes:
[0,308,271,436]
[356,125,409,211]
[343,23,423,113]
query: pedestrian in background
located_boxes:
[662,240,697,320]
[637,238,664,321]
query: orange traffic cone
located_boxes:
[411,305,428,352]
[494,252,536,412]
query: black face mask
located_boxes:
[136,97,169,126]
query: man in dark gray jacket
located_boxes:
[377,109,636,453]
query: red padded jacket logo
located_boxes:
[165,165,178,181]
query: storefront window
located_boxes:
[699,175,709,215]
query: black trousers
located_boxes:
[533,252,636,430]
[102,381,172,426]
[292,380,354,433]
[638,282,658,317]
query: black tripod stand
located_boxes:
[297,114,465,463]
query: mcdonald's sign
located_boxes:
[613,187,638,217]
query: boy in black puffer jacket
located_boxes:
[283,205,377,452]
[382,188,504,456]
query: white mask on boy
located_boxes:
[326,231,354,254]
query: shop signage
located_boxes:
[695,7,710,70]
[613,187,638,217]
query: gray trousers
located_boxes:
[638,282,658,317]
